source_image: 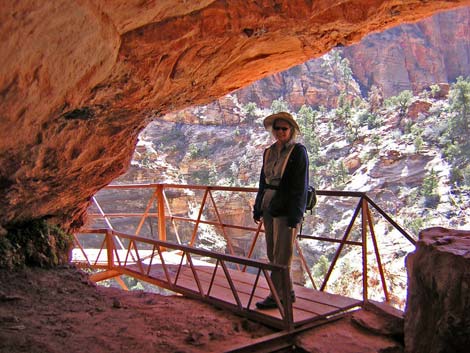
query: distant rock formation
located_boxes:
[405,227,470,353]
[171,7,470,121]
[345,7,470,99]
[238,7,470,110]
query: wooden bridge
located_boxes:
[72,183,416,333]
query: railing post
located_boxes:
[92,196,115,230]
[156,184,166,242]
[361,197,368,302]
[189,188,210,247]
[365,202,390,302]
[105,229,114,269]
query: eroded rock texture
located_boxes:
[405,227,470,353]
[1,1,470,229]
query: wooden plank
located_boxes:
[174,273,316,323]
[105,254,362,328]
[175,267,280,314]
[206,265,361,308]
[175,267,332,323]
[178,265,268,301]
[191,264,359,314]
[174,275,248,306]
[294,285,362,308]
[176,265,356,307]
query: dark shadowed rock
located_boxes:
[404,227,470,353]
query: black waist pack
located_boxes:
[306,186,317,212]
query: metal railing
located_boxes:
[77,183,416,306]
[72,228,295,329]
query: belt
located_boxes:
[265,184,279,190]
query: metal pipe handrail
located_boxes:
[78,183,416,307]
[78,228,287,271]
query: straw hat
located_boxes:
[263,112,300,132]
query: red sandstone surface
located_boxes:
[1,1,470,230]
[0,266,405,353]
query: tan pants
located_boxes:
[262,210,298,299]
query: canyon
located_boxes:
[2,2,470,352]
[1,0,470,231]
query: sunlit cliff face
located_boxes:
[1,0,470,230]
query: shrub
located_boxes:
[0,219,73,269]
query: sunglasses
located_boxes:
[273,126,290,131]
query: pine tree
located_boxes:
[443,77,470,189]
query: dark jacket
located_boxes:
[253,143,309,227]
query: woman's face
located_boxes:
[273,119,292,144]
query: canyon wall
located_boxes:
[234,7,470,111]
[1,1,470,230]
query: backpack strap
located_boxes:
[280,143,296,177]
[264,143,297,180]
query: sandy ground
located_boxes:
[0,265,406,353]
[0,265,275,353]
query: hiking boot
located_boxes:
[290,290,296,303]
[256,296,277,310]
[256,292,296,310]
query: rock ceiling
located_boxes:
[1,0,470,230]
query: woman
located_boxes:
[253,111,309,310]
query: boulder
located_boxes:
[404,227,470,353]
[408,100,432,120]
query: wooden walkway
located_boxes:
[72,246,362,330]
[73,184,416,333]
[159,262,362,329]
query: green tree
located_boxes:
[430,84,441,98]
[321,49,353,95]
[371,134,381,152]
[298,105,317,130]
[359,111,382,130]
[229,161,239,185]
[326,160,349,187]
[335,92,352,123]
[244,102,257,115]
[386,90,413,127]
[414,134,424,153]
[441,77,470,190]
[398,90,413,112]
[243,102,258,122]
[297,105,320,166]
[367,85,384,112]
[410,125,424,152]
[321,49,343,80]
[339,57,353,95]
[345,118,359,145]
[188,144,199,159]
[421,169,440,208]
[404,217,425,236]
[271,97,290,113]
[312,255,330,280]
[447,77,470,144]
[208,164,218,185]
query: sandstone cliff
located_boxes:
[2,1,470,230]
[195,7,470,114]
